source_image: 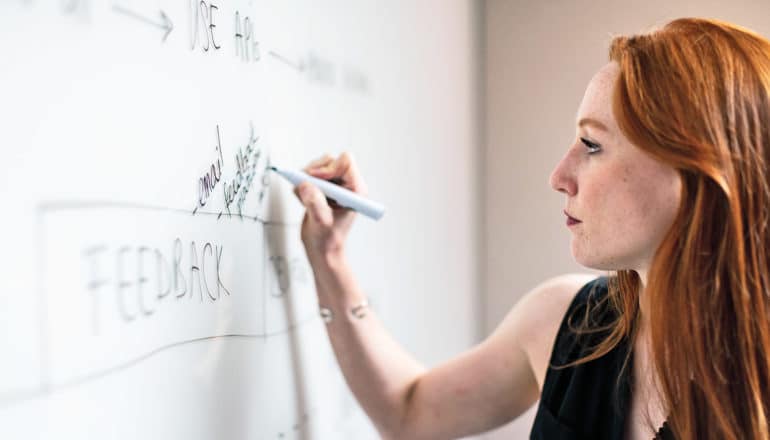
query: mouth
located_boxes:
[564,210,582,226]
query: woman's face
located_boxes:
[549,62,682,274]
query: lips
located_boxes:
[564,210,581,222]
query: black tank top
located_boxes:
[529,276,674,440]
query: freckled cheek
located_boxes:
[614,184,678,248]
[589,183,647,237]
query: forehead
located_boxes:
[576,62,620,130]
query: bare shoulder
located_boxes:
[492,273,598,390]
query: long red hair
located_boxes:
[576,18,770,439]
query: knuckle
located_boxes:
[309,186,324,202]
[339,151,354,166]
[319,215,334,229]
[296,183,307,199]
[306,154,334,170]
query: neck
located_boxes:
[636,269,650,334]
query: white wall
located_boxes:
[0,1,484,438]
[482,1,770,438]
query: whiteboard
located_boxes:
[0,0,482,438]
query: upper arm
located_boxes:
[398,273,596,439]
[511,273,597,389]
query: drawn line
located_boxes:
[112,5,160,27]
[13,199,305,409]
[35,200,298,227]
[112,5,173,42]
[0,313,319,408]
[268,51,305,72]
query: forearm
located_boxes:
[308,251,426,438]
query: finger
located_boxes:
[305,165,338,180]
[326,196,344,210]
[304,162,367,198]
[305,154,334,171]
[293,184,303,202]
[296,182,333,227]
[331,152,368,195]
[294,180,321,203]
[308,153,368,196]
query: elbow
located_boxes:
[378,380,425,440]
[379,427,422,440]
[380,426,440,440]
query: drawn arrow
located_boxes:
[268,51,306,72]
[112,5,174,43]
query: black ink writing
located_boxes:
[194,125,225,213]
[190,122,272,219]
[83,245,108,334]
[189,0,220,52]
[220,122,262,219]
[83,239,232,333]
[136,246,155,316]
[116,246,136,322]
[234,11,260,63]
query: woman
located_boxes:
[293,18,770,440]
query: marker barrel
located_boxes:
[272,167,386,220]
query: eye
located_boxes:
[580,137,602,154]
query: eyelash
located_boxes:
[580,137,602,154]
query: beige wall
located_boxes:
[482,1,770,438]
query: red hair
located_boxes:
[576,18,770,439]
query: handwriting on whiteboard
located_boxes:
[193,122,271,219]
[83,239,231,334]
[38,207,317,386]
[21,0,369,94]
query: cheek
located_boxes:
[584,166,640,232]
[568,146,682,270]
[634,163,681,224]
[572,164,679,268]
[608,165,681,256]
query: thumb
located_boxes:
[297,182,334,227]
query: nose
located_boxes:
[549,151,577,196]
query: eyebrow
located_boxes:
[577,117,610,132]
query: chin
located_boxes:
[574,258,617,271]
[571,243,625,271]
